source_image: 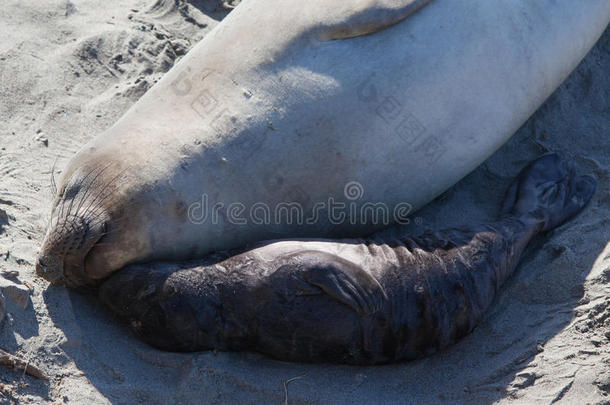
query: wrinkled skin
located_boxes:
[99,154,596,364]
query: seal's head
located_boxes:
[37,162,116,288]
[36,141,201,288]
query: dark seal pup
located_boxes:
[99,154,596,365]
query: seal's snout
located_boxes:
[37,162,122,286]
[36,253,65,285]
[37,208,109,287]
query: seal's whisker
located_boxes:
[59,174,119,232]
[78,167,130,220]
[54,163,111,226]
[50,159,58,197]
[87,210,137,234]
[72,163,115,221]
[53,191,71,230]
[79,197,145,236]
[57,166,108,241]
[68,163,110,218]
[82,198,143,230]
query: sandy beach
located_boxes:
[0,0,608,403]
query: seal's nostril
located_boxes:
[36,259,47,274]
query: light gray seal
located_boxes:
[36,0,610,287]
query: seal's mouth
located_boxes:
[65,232,107,289]
[79,234,107,283]
[36,220,107,289]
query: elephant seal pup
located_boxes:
[36,0,610,288]
[100,154,596,364]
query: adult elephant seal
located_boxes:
[99,155,596,364]
[37,0,610,287]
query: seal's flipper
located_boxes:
[499,153,597,231]
[285,251,387,315]
[318,0,434,41]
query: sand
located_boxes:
[0,0,608,403]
